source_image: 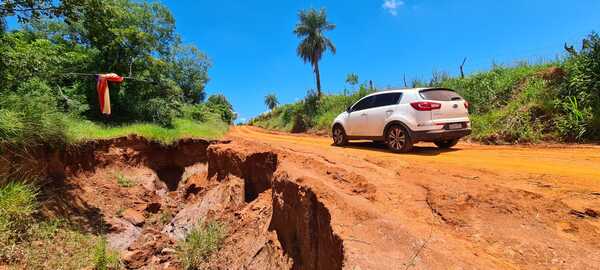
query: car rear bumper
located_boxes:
[411,128,471,142]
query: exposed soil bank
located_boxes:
[3,136,346,269]
[270,173,344,270]
[227,126,600,269]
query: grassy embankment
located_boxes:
[250,33,600,144]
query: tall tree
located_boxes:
[345,73,359,87]
[264,93,278,111]
[293,8,336,98]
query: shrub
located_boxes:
[136,98,178,127]
[561,32,600,139]
[177,220,226,269]
[206,94,236,124]
[554,96,593,141]
[0,79,67,146]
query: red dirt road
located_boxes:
[228,126,600,269]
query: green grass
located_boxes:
[66,117,229,144]
[177,220,226,270]
[0,182,120,269]
[251,60,599,143]
[22,226,106,270]
[0,181,38,260]
[93,237,122,270]
[115,172,135,188]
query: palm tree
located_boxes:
[294,8,336,98]
[345,73,359,87]
[264,93,279,111]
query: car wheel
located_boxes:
[385,125,413,153]
[434,139,459,149]
[332,125,347,146]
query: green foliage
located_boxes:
[0,183,111,268]
[93,237,122,270]
[294,8,336,96]
[1,0,224,144]
[440,63,553,114]
[554,96,593,141]
[264,93,279,111]
[138,98,179,127]
[250,83,374,132]
[66,118,228,144]
[559,32,600,140]
[0,182,37,261]
[345,73,359,87]
[253,33,600,143]
[115,172,135,188]
[23,226,100,269]
[206,94,237,124]
[0,79,67,146]
[177,220,226,270]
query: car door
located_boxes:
[365,92,402,136]
[347,96,375,136]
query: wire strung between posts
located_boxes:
[60,72,158,84]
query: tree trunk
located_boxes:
[460,57,467,79]
[314,61,322,98]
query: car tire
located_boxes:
[434,139,459,149]
[332,125,348,146]
[385,125,413,153]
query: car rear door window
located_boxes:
[419,89,463,101]
[373,93,402,108]
[352,96,375,111]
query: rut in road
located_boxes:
[226,126,600,269]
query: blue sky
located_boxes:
[160,0,600,122]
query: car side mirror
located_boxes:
[346,106,352,113]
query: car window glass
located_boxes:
[419,89,462,101]
[351,96,374,111]
[373,93,402,108]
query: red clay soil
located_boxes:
[6,127,600,269]
[226,126,600,270]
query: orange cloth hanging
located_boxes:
[96,73,124,115]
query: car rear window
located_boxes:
[419,89,463,101]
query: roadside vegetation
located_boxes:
[0,1,233,268]
[0,182,121,269]
[251,30,600,144]
[0,0,235,149]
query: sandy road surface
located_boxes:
[229,126,600,269]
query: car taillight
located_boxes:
[464,101,469,109]
[410,102,441,111]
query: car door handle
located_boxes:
[386,110,393,114]
[361,113,367,116]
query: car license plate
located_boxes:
[448,123,463,130]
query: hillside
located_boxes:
[250,33,600,144]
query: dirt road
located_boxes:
[228,126,600,269]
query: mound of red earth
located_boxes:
[9,136,342,269]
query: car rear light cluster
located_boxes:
[410,101,441,111]
[464,101,470,109]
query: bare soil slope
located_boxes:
[226,126,600,269]
[12,127,599,269]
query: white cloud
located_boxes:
[382,0,404,16]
